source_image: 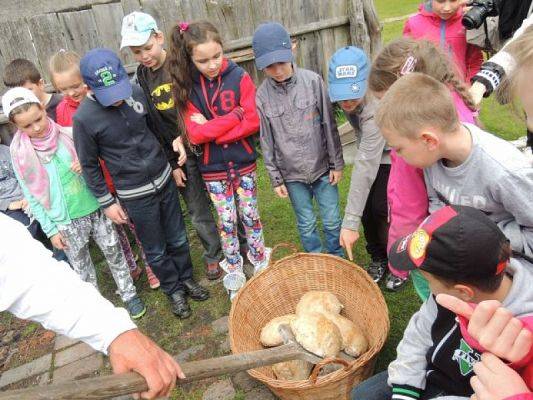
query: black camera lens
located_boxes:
[462,6,488,30]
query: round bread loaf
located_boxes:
[272,359,313,381]
[290,312,342,358]
[325,313,368,357]
[295,291,343,316]
[260,314,297,347]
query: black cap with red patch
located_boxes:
[389,205,509,281]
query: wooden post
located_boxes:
[347,0,381,58]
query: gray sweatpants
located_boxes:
[57,210,137,302]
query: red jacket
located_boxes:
[185,58,259,180]
[56,96,116,194]
[403,4,483,81]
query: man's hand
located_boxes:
[104,203,129,225]
[190,113,207,125]
[274,184,288,198]
[50,232,68,250]
[172,168,187,188]
[173,136,187,167]
[339,228,360,261]
[329,170,343,185]
[436,294,533,363]
[470,353,529,400]
[109,329,185,399]
[20,198,28,210]
[71,161,82,174]
[470,81,487,108]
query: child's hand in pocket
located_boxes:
[274,184,288,198]
[51,232,68,250]
[71,161,82,174]
[329,170,342,185]
[190,113,207,125]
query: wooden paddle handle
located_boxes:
[0,343,305,400]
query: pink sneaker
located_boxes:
[145,266,160,289]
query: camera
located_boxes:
[462,0,501,30]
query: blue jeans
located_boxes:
[285,174,343,256]
[121,181,193,295]
[2,209,70,264]
[351,371,447,400]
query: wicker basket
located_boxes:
[229,250,390,400]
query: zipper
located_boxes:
[431,323,457,364]
[203,143,210,165]
[241,139,253,154]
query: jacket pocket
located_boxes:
[296,98,320,125]
[241,139,253,154]
[264,105,284,118]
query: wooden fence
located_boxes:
[0,0,381,143]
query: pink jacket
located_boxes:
[403,4,483,81]
[505,394,533,400]
[387,92,475,278]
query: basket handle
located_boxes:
[270,243,299,264]
[308,357,351,384]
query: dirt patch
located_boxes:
[0,313,55,372]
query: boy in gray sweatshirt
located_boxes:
[375,72,533,261]
[351,205,533,399]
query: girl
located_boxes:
[369,38,477,298]
[404,0,483,82]
[3,87,146,319]
[167,21,270,299]
[48,49,160,289]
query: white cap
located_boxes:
[120,12,158,49]
[2,87,40,119]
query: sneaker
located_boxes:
[206,261,223,280]
[367,260,387,283]
[168,290,191,319]
[385,273,409,291]
[145,266,160,289]
[247,247,273,275]
[125,296,146,320]
[183,279,210,301]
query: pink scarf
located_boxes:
[10,118,79,209]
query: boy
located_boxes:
[3,58,62,121]
[73,48,209,319]
[375,72,533,260]
[120,11,224,280]
[327,46,400,288]
[252,22,345,256]
[352,205,533,399]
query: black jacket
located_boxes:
[73,85,171,207]
[136,63,180,169]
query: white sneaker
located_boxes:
[247,247,273,275]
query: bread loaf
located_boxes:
[325,313,368,357]
[272,359,313,381]
[295,291,343,316]
[290,312,342,358]
[260,314,297,347]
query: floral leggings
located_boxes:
[205,171,266,270]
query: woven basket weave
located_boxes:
[229,250,390,400]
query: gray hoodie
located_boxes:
[388,259,533,397]
[342,96,391,231]
[0,144,23,211]
[424,124,533,257]
[256,66,344,187]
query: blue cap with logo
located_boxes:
[80,48,132,107]
[328,46,369,102]
[120,11,158,49]
[252,22,293,70]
